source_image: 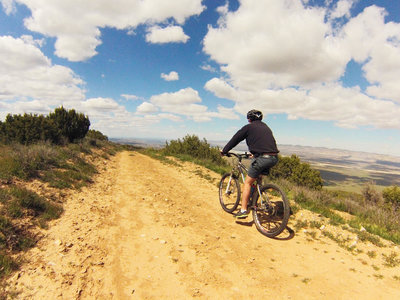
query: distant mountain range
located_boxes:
[111,137,400,170]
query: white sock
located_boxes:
[241,208,247,212]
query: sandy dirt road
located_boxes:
[5,151,400,299]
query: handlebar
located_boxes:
[222,152,251,160]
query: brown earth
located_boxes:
[4,151,400,299]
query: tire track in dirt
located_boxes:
[5,151,400,299]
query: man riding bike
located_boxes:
[221,109,279,219]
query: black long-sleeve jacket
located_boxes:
[222,120,279,156]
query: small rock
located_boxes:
[160,240,167,244]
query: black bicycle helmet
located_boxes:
[247,109,263,121]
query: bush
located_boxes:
[0,106,90,145]
[48,106,90,143]
[85,129,108,141]
[270,154,323,190]
[164,134,227,167]
[362,182,383,205]
[382,185,400,208]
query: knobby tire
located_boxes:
[218,173,241,213]
[252,183,290,237]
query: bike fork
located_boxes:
[225,174,234,194]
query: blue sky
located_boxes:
[1,0,400,157]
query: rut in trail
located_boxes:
[5,151,400,299]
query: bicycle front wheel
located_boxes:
[219,173,241,213]
[252,183,290,237]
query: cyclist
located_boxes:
[221,109,279,219]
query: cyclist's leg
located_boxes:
[237,156,278,218]
[245,155,278,203]
[241,175,257,211]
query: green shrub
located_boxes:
[382,185,400,207]
[0,106,90,145]
[47,106,90,143]
[164,134,228,169]
[85,129,108,142]
[269,154,323,190]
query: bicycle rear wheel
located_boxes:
[252,183,290,237]
[219,173,241,213]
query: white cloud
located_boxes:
[1,0,15,14]
[13,0,204,61]
[158,113,182,122]
[149,87,238,122]
[161,71,179,81]
[0,35,85,107]
[146,26,189,44]
[202,0,400,130]
[150,88,207,119]
[329,0,354,19]
[200,63,217,73]
[204,0,347,89]
[20,35,45,47]
[82,97,122,112]
[342,6,400,102]
[137,102,158,113]
[204,78,236,100]
[121,94,140,101]
[205,78,400,129]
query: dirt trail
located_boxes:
[5,151,400,299]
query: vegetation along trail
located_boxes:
[5,151,400,299]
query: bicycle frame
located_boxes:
[226,153,264,207]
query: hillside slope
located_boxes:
[5,151,400,299]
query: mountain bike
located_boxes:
[219,152,290,238]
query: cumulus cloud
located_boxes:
[137,102,158,113]
[0,35,85,107]
[158,113,182,122]
[146,26,189,44]
[205,78,400,129]
[161,71,179,81]
[82,97,122,112]
[342,6,400,102]
[203,0,400,129]
[121,94,140,101]
[204,78,236,100]
[20,35,45,47]
[329,0,354,19]
[148,87,238,122]
[1,0,15,14]
[200,64,217,73]
[11,0,204,61]
[150,88,207,120]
